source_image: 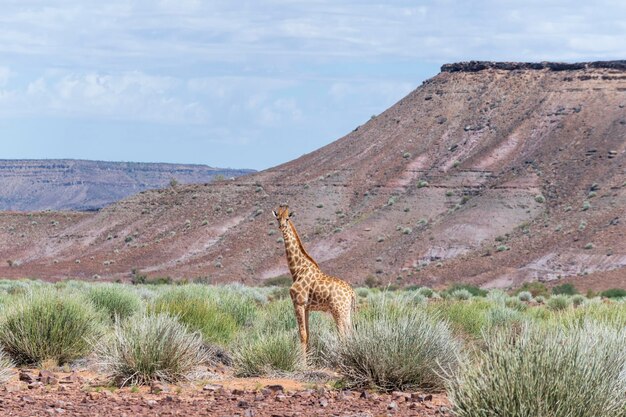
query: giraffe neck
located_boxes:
[280,221,319,281]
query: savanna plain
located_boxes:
[0,278,625,416]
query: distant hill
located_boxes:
[0,159,254,211]
[0,61,625,291]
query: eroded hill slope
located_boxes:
[1,62,625,290]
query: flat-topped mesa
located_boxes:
[441,60,626,73]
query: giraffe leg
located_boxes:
[333,311,349,339]
[293,304,308,358]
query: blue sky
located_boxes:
[1,1,625,170]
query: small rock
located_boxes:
[254,394,265,402]
[388,401,398,410]
[359,390,370,399]
[319,398,328,407]
[19,371,35,383]
[238,400,249,408]
[145,399,157,408]
[244,410,256,417]
[22,395,35,404]
[150,381,169,394]
[265,384,284,393]
[5,382,23,393]
[232,388,245,396]
[295,391,312,398]
[28,382,43,390]
[275,394,287,402]
[202,384,223,392]
[39,370,58,385]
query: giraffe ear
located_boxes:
[288,211,294,218]
[272,210,278,218]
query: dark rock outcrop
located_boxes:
[441,60,626,72]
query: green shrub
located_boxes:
[517,291,532,302]
[547,294,572,311]
[451,289,472,300]
[484,306,526,331]
[571,294,586,307]
[447,322,626,417]
[87,284,142,321]
[535,295,546,304]
[209,284,261,327]
[151,288,238,345]
[534,194,545,203]
[445,284,487,297]
[428,299,490,338]
[504,297,528,312]
[96,313,209,386]
[417,287,434,298]
[329,300,460,391]
[552,283,578,295]
[601,288,626,299]
[265,275,294,288]
[0,289,102,365]
[233,329,303,377]
[514,282,549,298]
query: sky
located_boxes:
[1,1,626,170]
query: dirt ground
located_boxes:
[0,369,451,417]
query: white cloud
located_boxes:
[2,71,208,124]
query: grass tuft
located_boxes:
[96,313,209,386]
[0,289,101,365]
[447,322,626,417]
[87,284,142,321]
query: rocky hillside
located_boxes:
[0,159,254,211]
[1,61,625,290]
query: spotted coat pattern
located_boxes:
[272,205,356,356]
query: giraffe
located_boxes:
[272,204,356,357]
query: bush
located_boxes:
[0,349,14,384]
[504,297,528,312]
[447,322,626,417]
[571,294,586,307]
[87,285,142,321]
[150,288,238,345]
[484,306,526,331]
[95,313,209,386]
[601,288,626,299]
[233,329,304,377]
[446,284,487,297]
[0,289,101,365]
[428,299,490,338]
[547,294,572,311]
[535,295,546,304]
[517,291,532,302]
[552,283,578,295]
[514,282,549,298]
[417,287,435,298]
[451,289,472,301]
[329,301,460,391]
[263,275,292,287]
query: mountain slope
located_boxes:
[1,62,625,290]
[0,159,254,211]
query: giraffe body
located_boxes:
[273,205,356,357]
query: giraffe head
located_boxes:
[272,204,293,230]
